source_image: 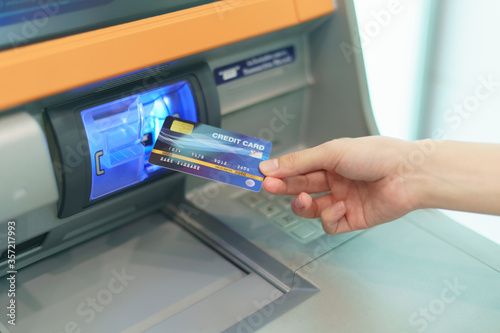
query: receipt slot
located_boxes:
[45,65,219,217]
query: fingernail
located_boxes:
[333,201,345,214]
[294,196,304,209]
[260,159,278,174]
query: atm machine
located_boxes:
[0,0,499,332]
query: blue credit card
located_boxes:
[149,116,272,191]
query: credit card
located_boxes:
[149,116,272,191]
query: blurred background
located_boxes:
[353,0,500,245]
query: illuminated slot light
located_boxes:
[81,80,198,200]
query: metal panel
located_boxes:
[0,112,58,222]
[259,219,500,332]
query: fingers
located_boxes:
[260,141,345,178]
[320,202,349,234]
[262,171,330,195]
[291,193,334,218]
[290,194,354,235]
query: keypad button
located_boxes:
[258,203,282,218]
[260,192,277,201]
[274,212,299,228]
[241,193,265,207]
[276,196,295,208]
[312,219,323,228]
[290,223,320,240]
[240,191,325,244]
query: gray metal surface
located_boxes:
[0,112,58,222]
[0,172,186,274]
[304,0,379,146]
[187,183,361,273]
[0,214,248,332]
[408,209,500,272]
[163,201,321,333]
[258,217,500,332]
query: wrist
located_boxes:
[399,139,441,211]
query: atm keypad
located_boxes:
[242,193,265,207]
[258,203,282,218]
[274,212,299,228]
[291,224,318,240]
[276,196,294,208]
[241,192,325,244]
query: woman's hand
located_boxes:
[259,137,421,234]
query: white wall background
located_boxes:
[353,0,500,245]
[352,0,431,140]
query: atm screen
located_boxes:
[0,0,218,50]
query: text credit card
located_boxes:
[149,116,272,192]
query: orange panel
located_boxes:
[294,0,335,22]
[0,0,333,112]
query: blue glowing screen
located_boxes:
[81,80,198,200]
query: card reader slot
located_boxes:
[45,63,220,218]
[80,80,199,201]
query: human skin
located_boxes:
[259,136,500,234]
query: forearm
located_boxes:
[410,140,500,215]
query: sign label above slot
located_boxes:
[214,46,295,85]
